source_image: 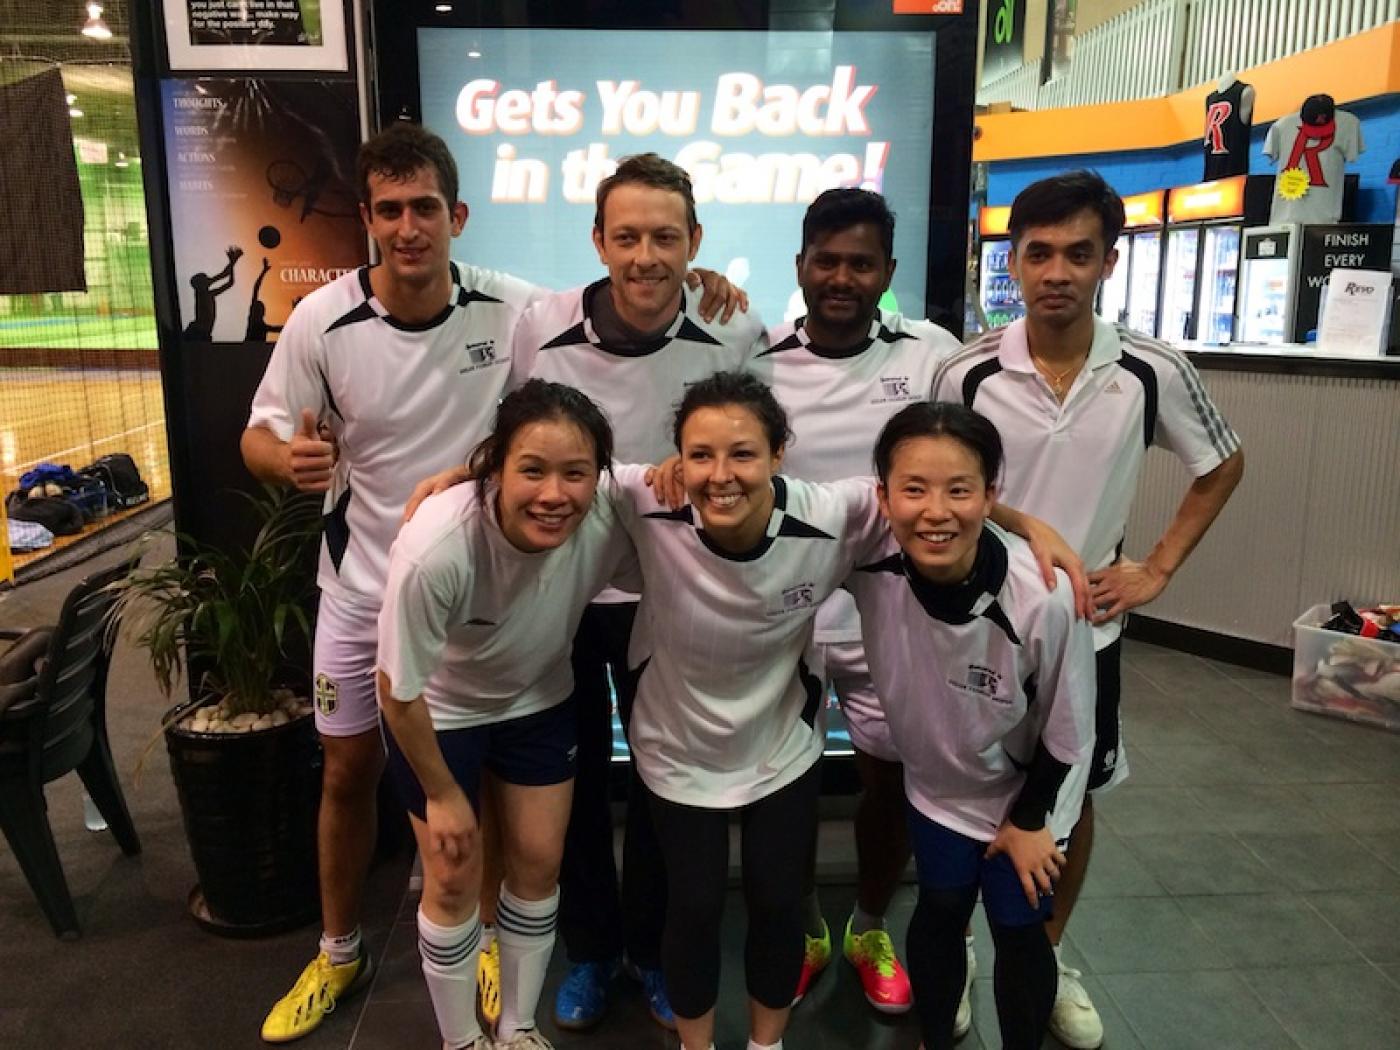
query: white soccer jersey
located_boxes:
[377,480,638,731]
[847,522,1096,841]
[510,279,769,464]
[613,465,886,808]
[931,316,1240,648]
[764,310,961,642]
[511,278,768,602]
[248,263,544,607]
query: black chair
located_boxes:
[0,560,141,938]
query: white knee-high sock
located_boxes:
[495,884,559,1039]
[417,905,483,1049]
[747,1039,783,1050]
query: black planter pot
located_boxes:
[164,701,322,937]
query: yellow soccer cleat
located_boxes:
[478,939,502,1030]
[260,950,374,1043]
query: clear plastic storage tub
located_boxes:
[1291,604,1400,732]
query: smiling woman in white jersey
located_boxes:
[376,380,638,1050]
[605,371,894,1050]
[846,401,1096,1050]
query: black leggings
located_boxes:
[906,885,1057,1050]
[557,603,667,968]
[647,761,822,1019]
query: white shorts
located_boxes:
[823,639,899,763]
[313,593,382,738]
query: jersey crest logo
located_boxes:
[874,376,914,403]
[781,582,817,612]
[1105,380,1122,394]
[460,340,502,373]
[952,663,1008,702]
[314,673,339,715]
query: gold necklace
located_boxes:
[1030,353,1085,398]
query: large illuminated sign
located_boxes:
[419,29,936,322]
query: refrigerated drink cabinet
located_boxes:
[1161,175,1249,344]
[1098,190,1165,331]
[1237,225,1299,344]
[977,205,1022,330]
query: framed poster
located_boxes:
[162,0,348,72]
[161,78,367,341]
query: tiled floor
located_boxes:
[1,541,1397,1049]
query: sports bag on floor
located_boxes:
[79,453,150,509]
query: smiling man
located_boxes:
[506,152,767,1036]
[932,170,1243,1050]
[759,189,961,1022]
[242,122,546,1046]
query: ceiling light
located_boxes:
[82,3,112,40]
[435,3,453,11]
[467,43,482,58]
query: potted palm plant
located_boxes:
[111,486,324,936]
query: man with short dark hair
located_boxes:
[509,152,768,1036]
[761,188,958,1021]
[244,120,545,1048]
[932,169,1243,1050]
[244,127,740,1048]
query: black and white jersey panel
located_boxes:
[248,263,544,606]
[614,466,885,809]
[847,522,1096,841]
[930,316,1239,647]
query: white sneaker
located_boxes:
[495,1030,553,1050]
[444,1037,495,1050]
[1049,960,1104,1049]
[954,936,976,1038]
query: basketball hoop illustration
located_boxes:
[266,158,359,220]
[267,160,309,208]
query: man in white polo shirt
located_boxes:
[931,170,1243,1050]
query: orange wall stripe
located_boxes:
[974,21,1400,162]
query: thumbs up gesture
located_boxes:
[287,408,336,492]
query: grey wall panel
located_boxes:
[1123,370,1399,648]
[1297,378,1400,614]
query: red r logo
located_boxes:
[1205,101,1232,154]
[1285,119,1337,186]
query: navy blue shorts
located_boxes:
[384,699,578,820]
[907,805,1061,928]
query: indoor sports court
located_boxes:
[0,29,169,579]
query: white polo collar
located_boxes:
[999,316,1123,373]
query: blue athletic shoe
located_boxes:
[624,959,677,1031]
[553,958,619,1031]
